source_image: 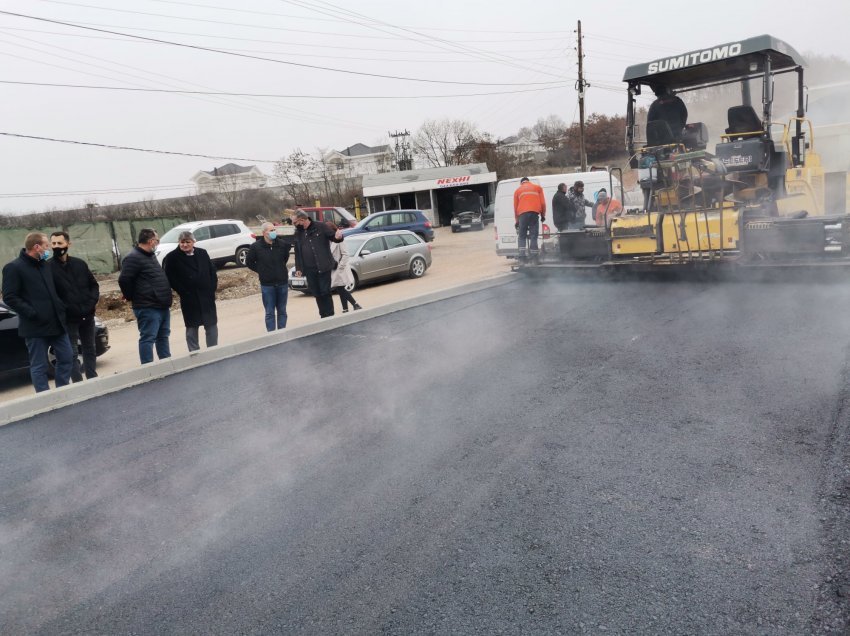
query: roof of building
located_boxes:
[200,163,259,177]
[339,143,391,157]
[362,163,492,188]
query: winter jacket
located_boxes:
[552,190,576,231]
[330,241,355,289]
[2,249,66,338]
[246,236,291,286]
[567,187,590,226]
[162,246,218,328]
[293,221,342,274]
[513,181,547,220]
[50,255,99,323]
[118,246,173,310]
[593,198,624,227]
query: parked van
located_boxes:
[493,171,622,258]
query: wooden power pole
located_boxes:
[577,20,587,171]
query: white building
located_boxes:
[191,163,267,195]
[362,163,497,228]
[320,143,394,177]
[497,136,548,163]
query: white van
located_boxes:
[493,171,621,258]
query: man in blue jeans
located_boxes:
[246,222,292,331]
[2,232,74,392]
[118,228,173,364]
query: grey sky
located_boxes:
[0,0,848,214]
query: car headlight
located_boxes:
[451,218,459,225]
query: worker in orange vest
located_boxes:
[513,177,546,263]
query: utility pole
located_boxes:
[389,129,413,171]
[576,20,587,172]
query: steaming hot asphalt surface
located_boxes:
[1,274,850,634]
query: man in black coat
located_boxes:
[292,210,343,318]
[551,182,575,232]
[49,231,100,381]
[246,222,292,331]
[163,230,219,352]
[118,228,173,364]
[2,232,74,392]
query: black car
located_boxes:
[0,301,110,376]
[450,189,486,233]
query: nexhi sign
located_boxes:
[435,176,471,188]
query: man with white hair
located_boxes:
[246,222,292,331]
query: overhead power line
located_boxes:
[143,0,573,34]
[36,1,572,43]
[0,10,566,86]
[0,132,279,163]
[0,79,569,99]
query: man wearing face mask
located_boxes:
[49,231,100,381]
[2,232,74,392]
[246,221,292,331]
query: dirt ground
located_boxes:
[2,227,512,402]
[95,266,262,323]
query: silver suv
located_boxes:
[156,219,255,267]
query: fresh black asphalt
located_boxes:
[1,273,849,634]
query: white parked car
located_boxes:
[155,219,255,267]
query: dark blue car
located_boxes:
[342,209,435,242]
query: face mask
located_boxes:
[53,247,67,258]
[40,249,52,261]
[268,231,277,240]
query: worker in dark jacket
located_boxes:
[163,230,219,351]
[118,228,172,364]
[49,230,100,381]
[1,232,74,392]
[292,210,343,318]
[246,222,292,331]
[551,182,575,232]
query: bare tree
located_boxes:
[274,149,320,205]
[532,115,569,151]
[412,119,479,167]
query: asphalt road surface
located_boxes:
[2,273,849,634]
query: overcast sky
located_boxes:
[0,0,848,215]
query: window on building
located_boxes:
[416,190,431,210]
[400,192,416,209]
[370,197,384,213]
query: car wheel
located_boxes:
[236,246,250,267]
[350,272,359,290]
[451,226,459,233]
[409,256,427,279]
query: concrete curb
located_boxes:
[1,274,515,427]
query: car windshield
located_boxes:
[160,227,187,243]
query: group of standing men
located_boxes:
[2,210,358,394]
[2,231,99,393]
[514,177,623,262]
[246,209,356,329]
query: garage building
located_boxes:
[361,164,497,227]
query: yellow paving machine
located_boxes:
[531,35,850,271]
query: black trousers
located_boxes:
[66,314,98,381]
[305,269,334,318]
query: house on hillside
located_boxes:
[320,143,395,177]
[191,163,267,195]
[497,136,547,163]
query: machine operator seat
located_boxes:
[645,120,676,148]
[725,105,763,137]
